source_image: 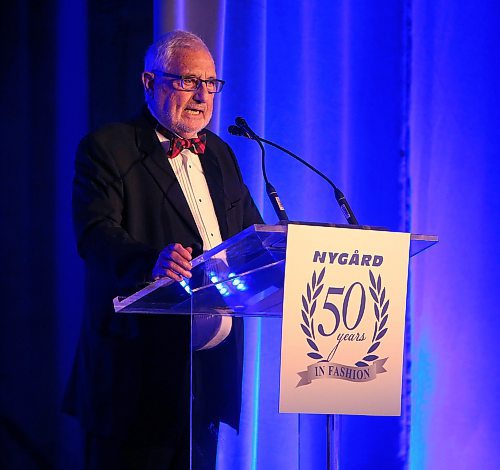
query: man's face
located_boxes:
[144,47,216,138]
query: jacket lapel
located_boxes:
[134,113,200,239]
[200,141,229,241]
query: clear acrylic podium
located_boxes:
[114,223,437,469]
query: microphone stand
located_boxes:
[229,119,359,226]
[229,123,289,222]
[257,136,358,225]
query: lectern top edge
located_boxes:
[113,224,437,315]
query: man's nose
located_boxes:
[193,82,210,101]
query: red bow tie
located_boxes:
[169,134,207,159]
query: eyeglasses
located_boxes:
[152,71,225,94]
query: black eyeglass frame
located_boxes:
[151,70,225,94]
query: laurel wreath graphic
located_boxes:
[354,270,390,367]
[300,268,389,367]
[300,267,326,360]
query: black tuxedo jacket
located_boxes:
[63,109,263,442]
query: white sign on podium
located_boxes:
[279,224,410,416]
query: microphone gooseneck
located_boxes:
[229,118,359,225]
[231,118,289,222]
[257,137,359,225]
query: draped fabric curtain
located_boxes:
[160,2,410,469]
[1,1,61,467]
[409,1,500,469]
[1,0,152,468]
[1,0,499,468]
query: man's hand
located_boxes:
[152,243,193,281]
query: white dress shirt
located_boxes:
[156,131,223,251]
[156,130,231,350]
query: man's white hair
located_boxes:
[144,30,210,72]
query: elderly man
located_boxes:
[64,30,263,469]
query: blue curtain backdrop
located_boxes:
[1,0,499,468]
[162,2,409,468]
[409,1,500,469]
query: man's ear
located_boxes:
[142,72,154,93]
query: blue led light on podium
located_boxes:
[206,271,247,296]
[229,272,247,291]
[179,279,192,295]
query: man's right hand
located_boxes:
[152,243,193,281]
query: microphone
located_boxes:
[228,125,250,138]
[230,119,289,222]
[234,117,259,140]
[230,117,359,225]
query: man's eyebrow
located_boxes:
[182,74,218,80]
